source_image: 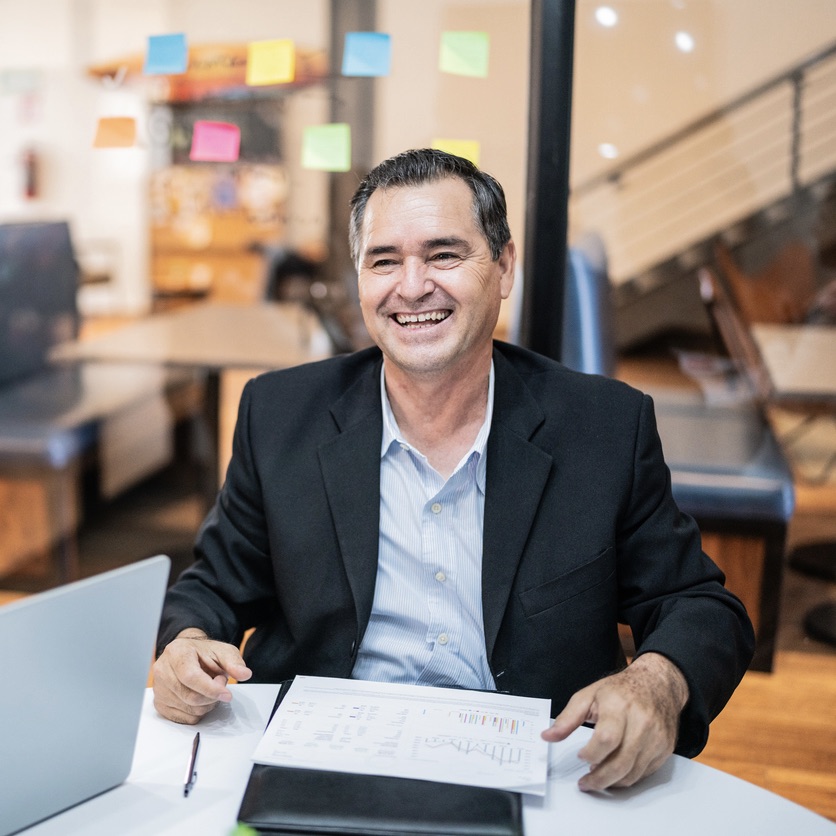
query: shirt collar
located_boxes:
[379,362,494,489]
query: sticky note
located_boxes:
[431,138,481,166]
[439,31,490,78]
[342,32,392,77]
[302,123,351,172]
[144,33,189,75]
[189,121,241,162]
[92,117,137,148]
[246,39,296,86]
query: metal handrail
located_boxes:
[573,39,836,198]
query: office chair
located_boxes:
[701,255,836,648]
[505,233,616,376]
[561,237,616,376]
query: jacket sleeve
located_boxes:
[156,379,278,655]
[617,394,755,757]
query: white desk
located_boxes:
[23,684,836,836]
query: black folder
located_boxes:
[236,680,524,835]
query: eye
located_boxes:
[431,252,461,263]
[371,258,398,270]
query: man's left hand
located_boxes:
[541,652,689,791]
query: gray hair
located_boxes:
[348,148,512,266]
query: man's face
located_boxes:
[356,177,515,380]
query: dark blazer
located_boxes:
[159,342,754,757]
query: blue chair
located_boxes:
[561,242,616,376]
[506,232,615,377]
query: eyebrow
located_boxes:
[364,237,469,260]
[364,245,400,259]
[423,236,469,251]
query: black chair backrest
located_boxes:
[0,221,79,386]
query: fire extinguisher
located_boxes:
[21,146,38,199]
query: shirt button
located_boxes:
[437,633,449,645]
[435,571,446,582]
[431,502,442,514]
[399,442,409,451]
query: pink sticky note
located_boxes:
[189,121,241,162]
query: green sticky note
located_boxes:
[302,123,351,172]
[431,138,481,166]
[439,31,490,78]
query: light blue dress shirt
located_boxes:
[351,364,497,691]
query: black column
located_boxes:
[322,0,377,349]
[519,0,576,360]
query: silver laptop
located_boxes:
[0,555,170,835]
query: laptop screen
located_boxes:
[0,555,170,835]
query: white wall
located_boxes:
[2,0,835,314]
[0,0,327,315]
[571,0,836,184]
[570,0,836,282]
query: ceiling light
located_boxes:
[675,31,695,52]
[598,143,619,160]
[595,7,618,27]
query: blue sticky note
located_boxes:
[342,32,391,77]
[144,33,189,75]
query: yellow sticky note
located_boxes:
[431,138,481,166]
[439,31,490,78]
[93,117,137,148]
[302,124,351,172]
[247,39,296,86]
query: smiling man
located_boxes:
[153,149,754,792]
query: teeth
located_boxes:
[395,311,450,325]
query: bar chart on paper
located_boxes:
[251,676,551,794]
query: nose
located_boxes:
[398,256,434,302]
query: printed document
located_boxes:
[251,675,551,795]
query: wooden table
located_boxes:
[51,302,333,502]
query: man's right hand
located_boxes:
[152,629,253,724]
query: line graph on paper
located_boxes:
[419,735,528,767]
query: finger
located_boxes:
[192,643,252,684]
[579,749,638,792]
[153,660,225,711]
[153,691,216,724]
[541,686,596,742]
[578,705,668,790]
[576,709,627,767]
[611,750,669,789]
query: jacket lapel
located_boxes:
[482,349,554,658]
[317,356,383,639]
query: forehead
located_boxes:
[360,177,480,245]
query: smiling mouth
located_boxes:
[393,310,451,327]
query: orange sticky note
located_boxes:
[190,121,241,162]
[431,138,481,166]
[92,117,137,148]
[246,39,296,85]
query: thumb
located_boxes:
[541,686,596,742]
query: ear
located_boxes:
[498,240,516,300]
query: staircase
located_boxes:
[569,41,836,349]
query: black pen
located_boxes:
[184,732,200,797]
